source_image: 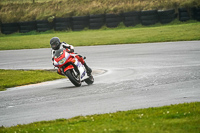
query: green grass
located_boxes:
[0,69,64,91]
[0,20,200,50]
[0,102,199,133]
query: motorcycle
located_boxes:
[53,48,94,87]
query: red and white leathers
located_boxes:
[51,42,86,75]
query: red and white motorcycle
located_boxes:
[53,48,94,87]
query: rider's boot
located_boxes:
[83,62,92,75]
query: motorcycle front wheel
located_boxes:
[65,69,81,87]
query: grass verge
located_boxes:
[0,102,199,133]
[0,69,64,91]
[0,20,200,50]
[0,0,200,23]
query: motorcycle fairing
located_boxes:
[53,48,91,83]
[63,64,74,72]
[53,60,59,67]
[74,58,88,80]
[64,59,88,81]
[54,49,73,68]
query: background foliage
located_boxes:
[0,0,200,23]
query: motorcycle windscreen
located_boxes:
[53,48,65,59]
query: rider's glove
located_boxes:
[68,49,74,53]
[52,58,54,65]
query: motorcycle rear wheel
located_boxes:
[65,69,81,87]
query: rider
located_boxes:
[50,37,92,76]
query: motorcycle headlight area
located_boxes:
[58,58,67,65]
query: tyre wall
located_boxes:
[105,14,123,28]
[19,21,36,33]
[141,10,158,25]
[1,7,199,34]
[54,17,72,31]
[158,9,176,24]
[179,8,190,21]
[1,22,19,34]
[72,16,89,31]
[122,11,141,27]
[191,7,200,21]
[36,20,54,32]
[89,14,105,29]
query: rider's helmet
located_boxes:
[50,37,61,50]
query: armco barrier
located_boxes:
[1,7,199,34]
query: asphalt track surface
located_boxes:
[0,41,200,127]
